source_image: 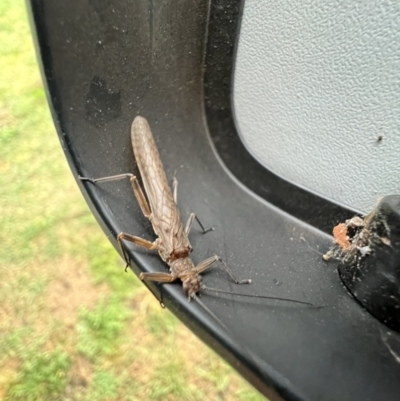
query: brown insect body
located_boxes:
[132,117,192,262]
[131,117,204,298]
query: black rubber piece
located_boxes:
[27,1,400,400]
[339,195,400,332]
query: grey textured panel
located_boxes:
[233,1,400,213]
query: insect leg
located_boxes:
[118,233,176,308]
[129,175,151,218]
[195,256,251,284]
[79,173,133,184]
[117,233,157,271]
[185,213,214,235]
[140,272,177,283]
[80,174,151,218]
[139,272,179,308]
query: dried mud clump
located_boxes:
[324,195,400,331]
[323,201,391,267]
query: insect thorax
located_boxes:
[169,258,202,296]
[170,257,195,276]
[169,246,192,262]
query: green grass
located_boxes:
[89,370,121,401]
[6,350,71,401]
[0,0,266,400]
[77,296,132,361]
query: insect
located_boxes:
[80,116,311,307]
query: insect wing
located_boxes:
[131,117,191,255]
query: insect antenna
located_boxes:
[192,291,314,381]
[191,293,232,333]
[201,285,314,306]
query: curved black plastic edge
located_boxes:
[26,1,400,401]
[25,1,283,398]
[204,0,355,234]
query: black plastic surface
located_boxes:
[204,1,355,234]
[28,1,400,400]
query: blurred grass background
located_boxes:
[0,0,265,400]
